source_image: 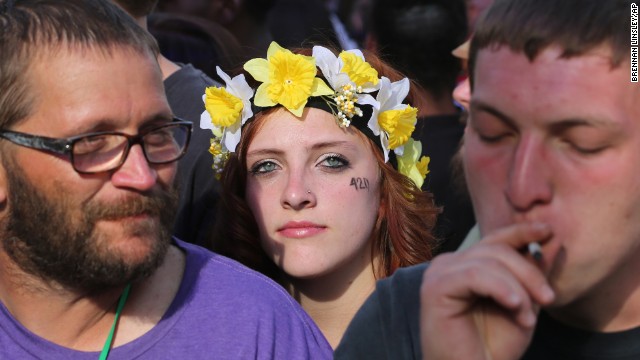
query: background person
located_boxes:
[157,0,276,63]
[112,0,223,247]
[366,0,475,253]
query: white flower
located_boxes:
[313,45,352,91]
[367,76,412,162]
[312,45,380,127]
[200,66,254,152]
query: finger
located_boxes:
[481,222,552,250]
[422,255,538,328]
[471,222,560,281]
[458,242,555,306]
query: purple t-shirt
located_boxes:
[0,239,333,359]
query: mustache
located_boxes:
[84,189,178,222]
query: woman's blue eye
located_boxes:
[250,161,278,174]
[320,155,348,169]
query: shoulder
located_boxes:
[164,63,219,91]
[379,262,429,293]
[335,263,428,360]
[177,239,299,308]
[169,240,333,358]
[370,262,428,314]
[163,64,219,120]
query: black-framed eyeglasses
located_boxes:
[0,119,192,174]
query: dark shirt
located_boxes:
[334,263,427,360]
[412,115,475,253]
[523,311,640,360]
[336,261,640,360]
[164,64,221,246]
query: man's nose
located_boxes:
[505,136,553,212]
[110,144,157,191]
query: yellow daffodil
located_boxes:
[378,106,417,149]
[339,51,379,88]
[367,77,412,162]
[244,42,332,116]
[417,156,430,179]
[397,138,429,188]
[201,66,254,155]
[204,87,243,128]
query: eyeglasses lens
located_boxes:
[72,124,189,173]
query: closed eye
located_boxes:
[477,133,510,144]
[566,141,609,155]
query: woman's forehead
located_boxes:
[247,108,372,154]
[257,108,362,139]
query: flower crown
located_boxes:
[200,42,430,188]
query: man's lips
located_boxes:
[98,212,153,221]
[277,221,327,239]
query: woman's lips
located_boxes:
[277,221,327,239]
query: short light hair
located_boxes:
[0,0,159,130]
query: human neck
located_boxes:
[0,245,185,351]
[133,16,147,30]
[286,256,378,349]
[546,259,640,332]
[158,55,181,80]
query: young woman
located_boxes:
[201,42,438,348]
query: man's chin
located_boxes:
[75,220,171,288]
[96,223,170,258]
[80,240,170,293]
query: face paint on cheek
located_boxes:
[350,177,370,191]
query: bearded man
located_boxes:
[0,0,332,358]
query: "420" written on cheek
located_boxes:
[350,177,370,191]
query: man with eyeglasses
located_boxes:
[0,0,332,359]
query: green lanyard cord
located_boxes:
[99,283,132,360]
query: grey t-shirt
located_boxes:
[334,263,427,360]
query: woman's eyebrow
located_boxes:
[310,141,357,152]
[245,148,285,158]
[248,141,358,157]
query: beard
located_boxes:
[1,157,178,294]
